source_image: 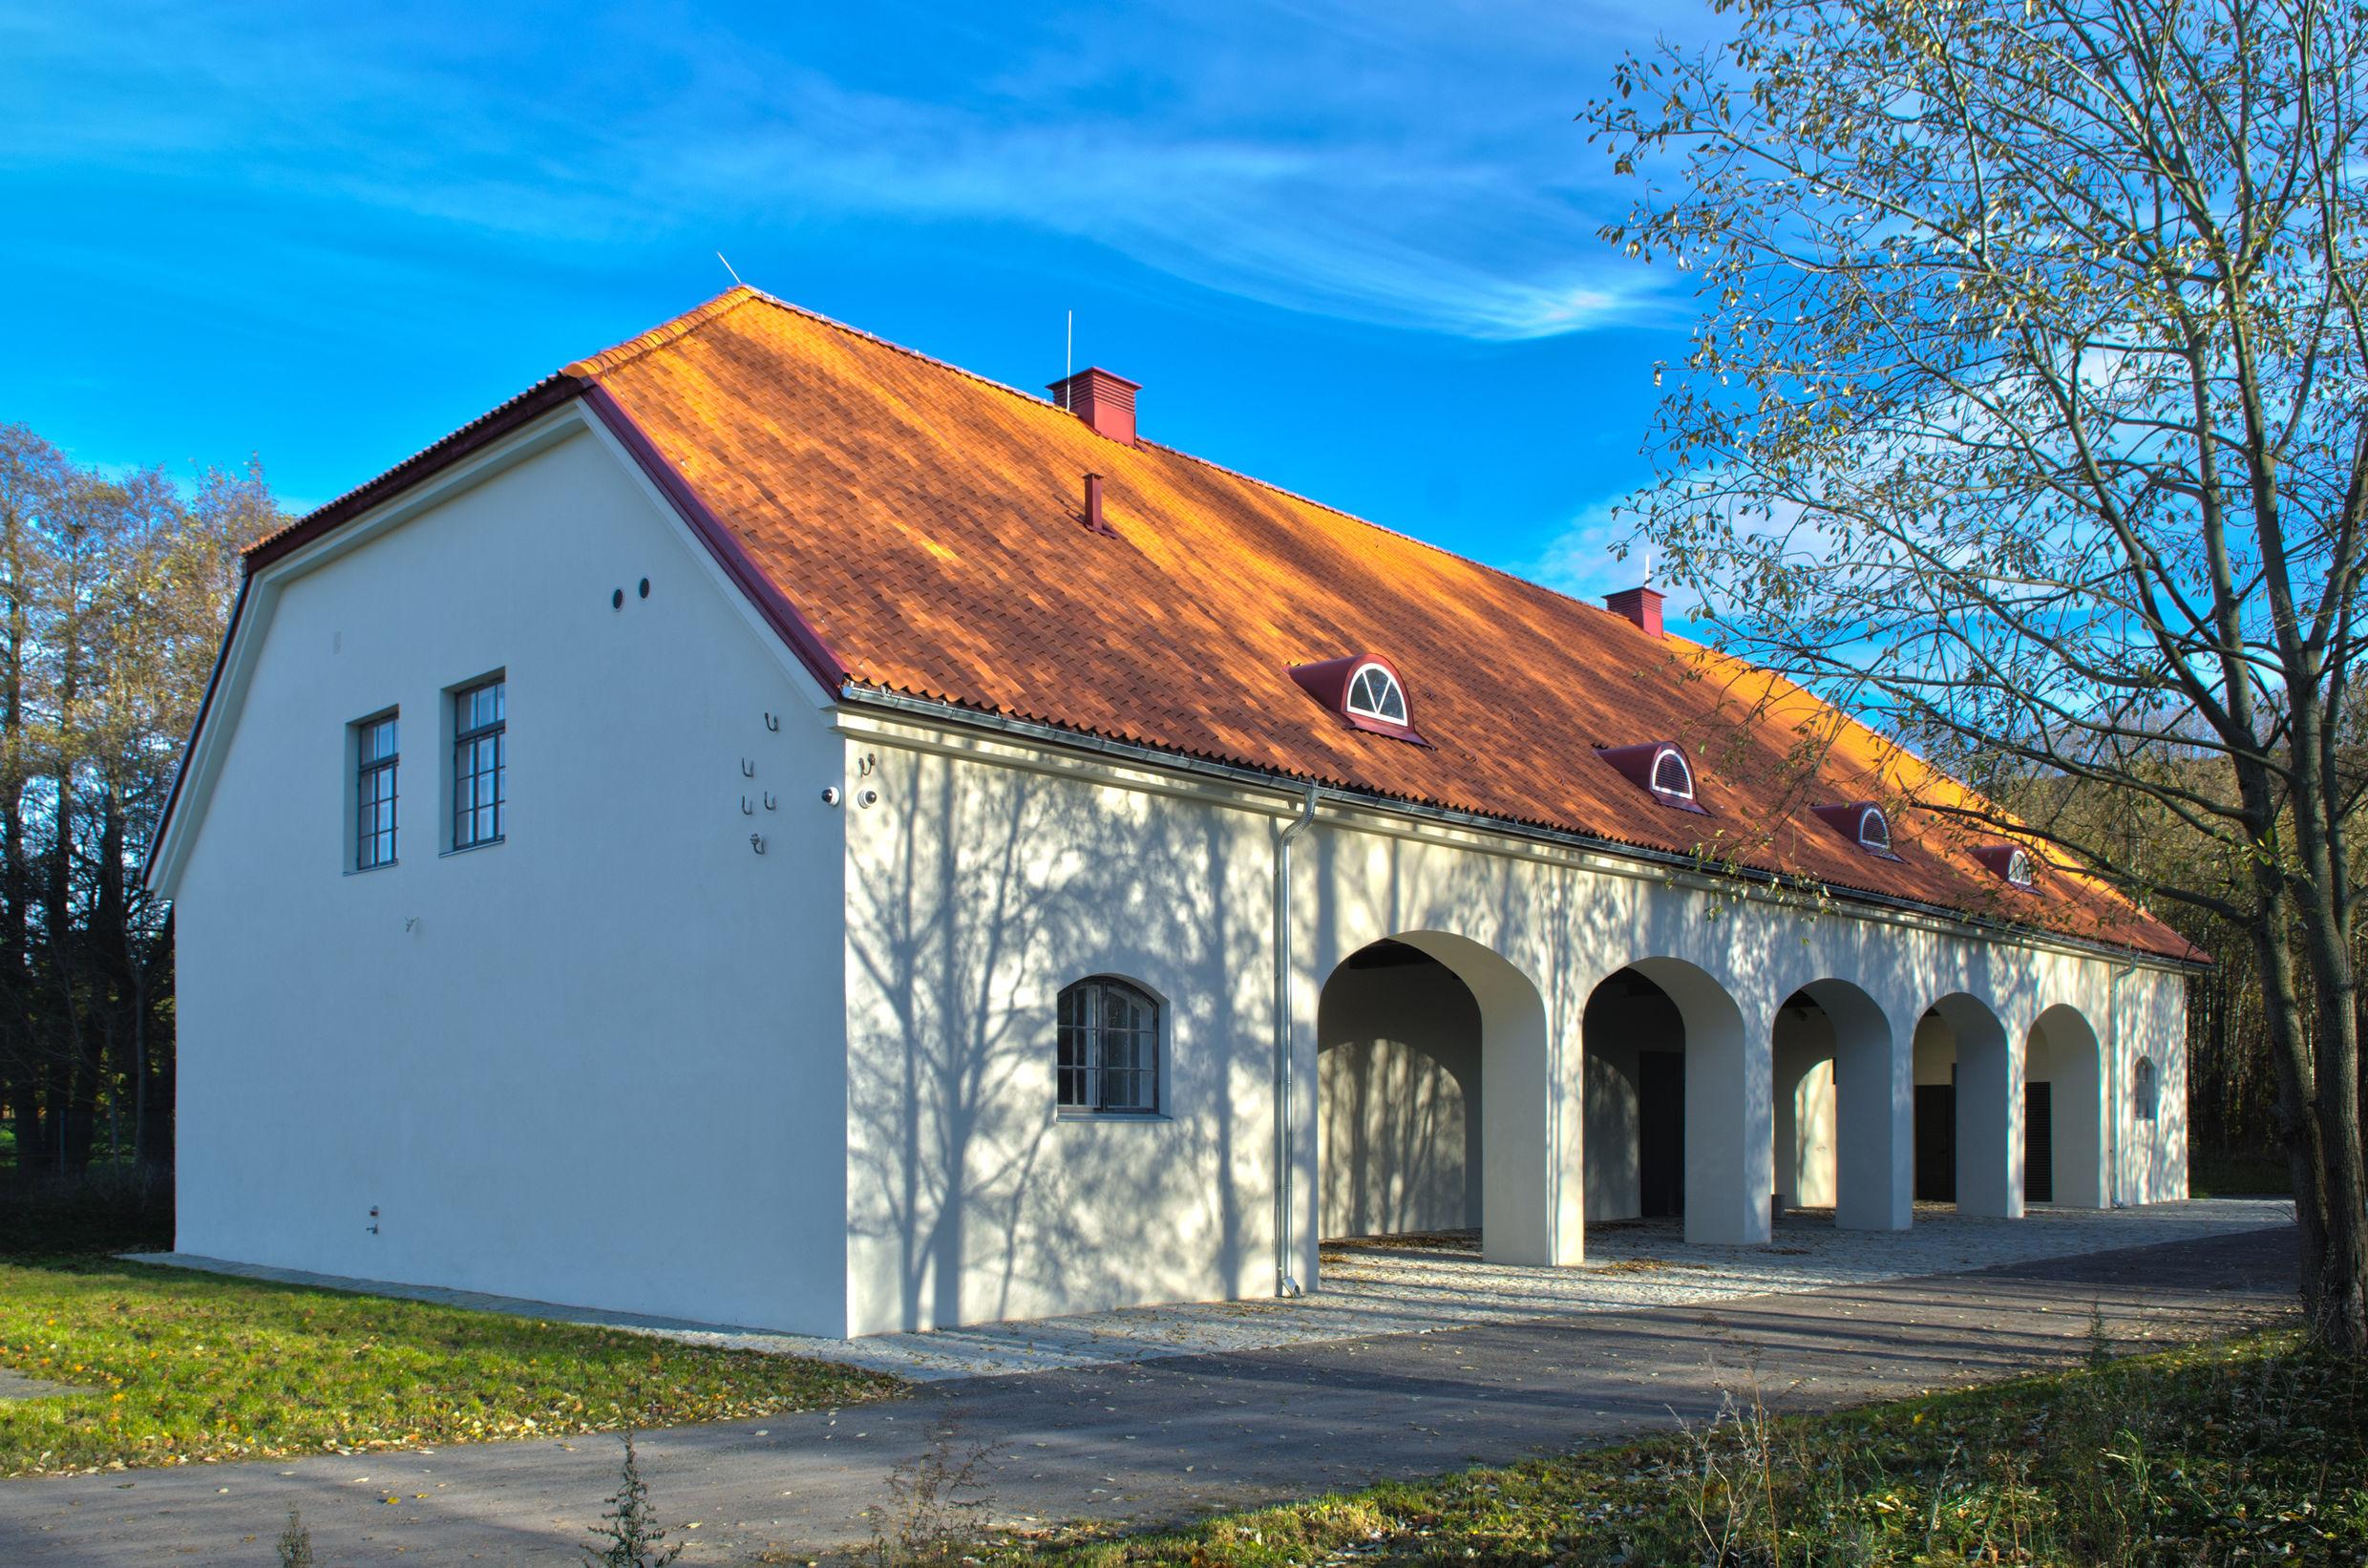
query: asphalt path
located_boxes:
[0,1223,2296,1565]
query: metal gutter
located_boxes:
[835,684,2207,975]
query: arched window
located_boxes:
[1650,746,1696,801]
[1056,977,1161,1113]
[1344,663,1407,725]
[1857,805,1892,854]
[2133,1055,2159,1123]
[2006,848,2036,888]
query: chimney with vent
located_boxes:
[1604,583,1665,637]
[1048,367,1140,444]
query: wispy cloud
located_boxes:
[1530,497,1649,601]
[2,0,1692,340]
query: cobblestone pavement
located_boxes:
[14,1224,2296,1567]
[131,1197,2291,1379]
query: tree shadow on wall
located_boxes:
[843,755,1266,1332]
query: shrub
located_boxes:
[0,1166,172,1259]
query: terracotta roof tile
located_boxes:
[291,286,2207,964]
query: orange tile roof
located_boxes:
[264,286,2204,964]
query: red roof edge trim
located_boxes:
[1596,741,1709,816]
[578,386,848,695]
[245,375,585,574]
[1287,654,1429,747]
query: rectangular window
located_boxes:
[1056,978,1160,1113]
[452,678,505,850]
[354,712,399,870]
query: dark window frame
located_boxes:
[452,677,506,851]
[354,710,400,870]
[1055,976,1162,1115]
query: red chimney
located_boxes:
[1048,368,1140,444]
[1604,584,1665,637]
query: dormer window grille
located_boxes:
[1650,747,1695,801]
[1344,663,1406,725]
[1857,805,1892,854]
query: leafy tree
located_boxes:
[0,424,278,1183]
[1589,0,2368,1346]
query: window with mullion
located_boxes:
[453,678,506,849]
[355,713,399,870]
[1055,977,1161,1113]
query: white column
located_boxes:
[1685,991,1773,1245]
[1833,1000,1912,1230]
[1955,1010,2021,1218]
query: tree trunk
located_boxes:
[2292,882,2368,1350]
[136,909,172,1172]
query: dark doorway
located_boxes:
[1914,1084,1956,1202]
[2024,1081,2054,1203]
[1638,1050,1685,1218]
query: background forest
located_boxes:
[0,419,2296,1246]
[0,423,283,1246]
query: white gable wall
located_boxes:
[171,417,854,1334]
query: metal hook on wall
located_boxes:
[741,795,753,816]
[750,833,766,855]
[762,792,777,811]
[741,757,756,777]
[764,711,780,732]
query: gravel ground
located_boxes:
[132,1197,2291,1381]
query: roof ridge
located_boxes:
[565,286,768,378]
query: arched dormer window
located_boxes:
[1811,800,1902,858]
[1972,842,2040,888]
[1056,976,1161,1114]
[1344,663,1406,725]
[1286,655,1427,744]
[1596,741,1708,815]
[1857,805,1892,854]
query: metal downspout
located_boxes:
[2108,959,2137,1206]
[1275,784,1319,1297]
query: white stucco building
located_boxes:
[147,288,2198,1339]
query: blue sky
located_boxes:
[2,0,1711,602]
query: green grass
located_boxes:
[0,1257,903,1477]
[968,1329,2365,1568]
